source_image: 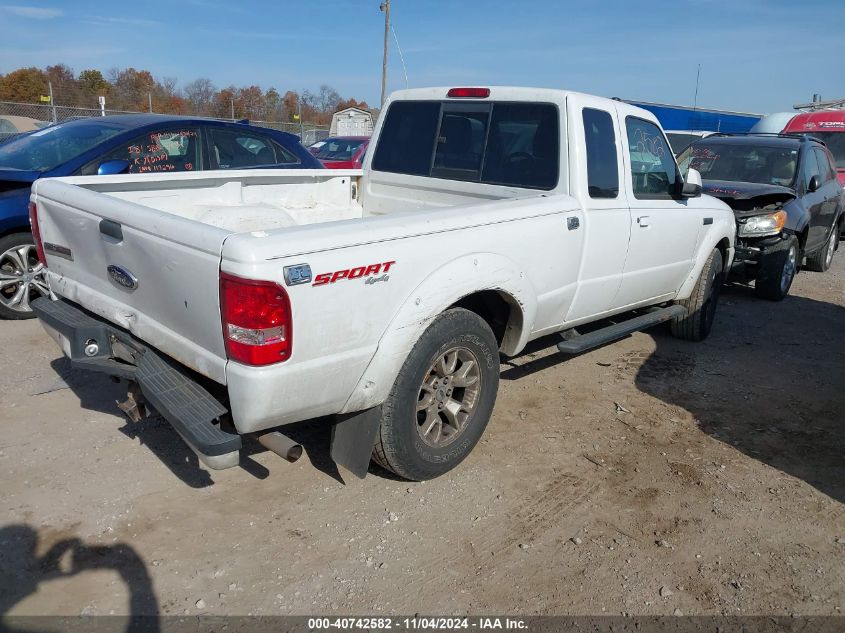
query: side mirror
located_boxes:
[97,159,130,176]
[808,175,821,193]
[681,167,702,198]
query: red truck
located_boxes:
[783,111,845,184]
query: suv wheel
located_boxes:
[804,227,837,273]
[755,235,798,301]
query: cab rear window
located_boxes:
[372,100,559,190]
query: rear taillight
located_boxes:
[28,202,46,265]
[220,272,292,366]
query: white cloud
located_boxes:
[1,4,62,19]
[86,15,160,27]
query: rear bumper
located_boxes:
[32,296,241,470]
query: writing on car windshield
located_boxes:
[679,143,799,187]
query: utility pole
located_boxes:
[231,97,235,120]
[380,0,390,107]
[298,96,304,141]
[48,81,56,123]
[148,92,153,113]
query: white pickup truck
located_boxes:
[30,87,735,481]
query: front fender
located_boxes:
[341,252,536,414]
[676,218,735,300]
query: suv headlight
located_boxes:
[738,210,787,237]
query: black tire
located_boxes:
[755,235,799,301]
[670,248,722,342]
[372,308,500,481]
[804,226,837,273]
[0,232,48,320]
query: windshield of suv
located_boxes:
[807,132,845,169]
[666,133,702,155]
[313,138,366,161]
[678,142,799,187]
[0,121,125,172]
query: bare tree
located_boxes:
[184,78,216,116]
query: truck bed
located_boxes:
[62,169,365,232]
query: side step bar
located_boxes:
[556,305,686,355]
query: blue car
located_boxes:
[0,114,323,318]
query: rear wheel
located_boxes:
[671,248,722,342]
[372,308,500,481]
[0,233,49,320]
[755,236,798,301]
[804,227,837,273]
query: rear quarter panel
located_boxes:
[220,194,584,432]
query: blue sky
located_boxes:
[0,0,842,114]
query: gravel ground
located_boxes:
[0,253,843,618]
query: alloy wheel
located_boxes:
[416,347,482,447]
[0,244,49,314]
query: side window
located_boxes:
[209,129,295,168]
[90,128,200,175]
[582,108,618,198]
[814,147,835,183]
[801,148,821,191]
[625,117,677,199]
[372,101,440,175]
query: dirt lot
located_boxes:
[1,255,843,619]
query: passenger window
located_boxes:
[91,128,200,175]
[481,103,559,190]
[802,148,822,191]
[582,108,618,198]
[210,129,294,168]
[431,110,490,181]
[625,117,678,199]
[814,147,835,182]
[372,101,441,176]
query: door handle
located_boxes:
[637,216,650,228]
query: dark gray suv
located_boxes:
[678,133,843,300]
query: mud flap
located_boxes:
[330,407,381,479]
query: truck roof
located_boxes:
[784,110,845,132]
[389,86,616,106]
[386,86,657,124]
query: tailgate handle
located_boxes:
[99,219,123,241]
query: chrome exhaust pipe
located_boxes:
[255,431,303,463]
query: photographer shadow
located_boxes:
[0,524,159,632]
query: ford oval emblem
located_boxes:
[107,265,139,290]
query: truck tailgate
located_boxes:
[33,179,231,384]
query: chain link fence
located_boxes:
[0,101,329,145]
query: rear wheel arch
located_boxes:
[340,254,536,414]
[450,289,525,356]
